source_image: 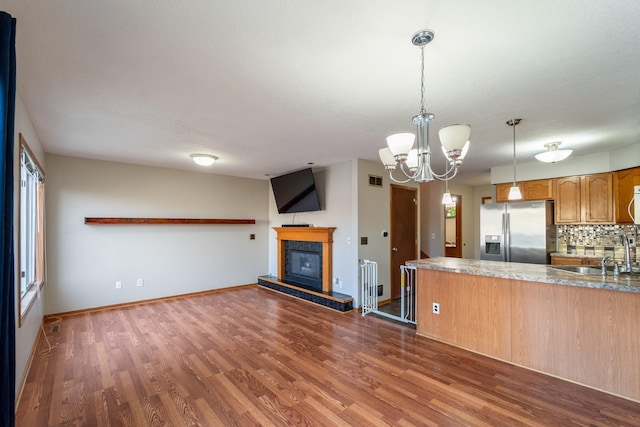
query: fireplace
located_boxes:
[284,241,323,291]
[258,227,352,311]
[274,227,335,293]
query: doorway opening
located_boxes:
[370,184,417,325]
[444,194,462,258]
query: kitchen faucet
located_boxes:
[620,235,631,273]
[600,256,611,275]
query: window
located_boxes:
[19,134,45,323]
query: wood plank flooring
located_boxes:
[16,285,640,426]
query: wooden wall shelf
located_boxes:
[84,217,255,225]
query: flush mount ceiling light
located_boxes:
[535,142,573,163]
[378,30,471,184]
[507,118,523,201]
[190,153,218,166]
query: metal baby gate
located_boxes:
[360,260,416,324]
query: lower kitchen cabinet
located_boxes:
[551,255,601,266]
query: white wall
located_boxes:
[491,143,640,183]
[45,155,269,313]
[14,91,46,397]
[268,161,360,306]
[356,159,394,301]
[420,180,445,258]
[610,143,640,172]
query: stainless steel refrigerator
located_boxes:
[480,200,555,264]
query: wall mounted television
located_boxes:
[270,168,322,214]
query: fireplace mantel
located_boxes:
[274,227,335,293]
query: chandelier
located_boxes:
[379,30,471,184]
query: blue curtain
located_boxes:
[0,11,16,427]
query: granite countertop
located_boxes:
[406,257,640,294]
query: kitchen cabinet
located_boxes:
[583,173,614,222]
[415,264,640,401]
[614,166,640,224]
[495,179,552,202]
[551,255,601,266]
[554,173,613,224]
[523,179,553,200]
[554,176,582,223]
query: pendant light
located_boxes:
[506,119,522,200]
[441,188,454,205]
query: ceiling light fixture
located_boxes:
[378,30,471,184]
[535,142,573,163]
[190,153,218,166]
[506,119,522,200]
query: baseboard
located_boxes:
[15,318,45,409]
[48,283,257,318]
[377,298,392,307]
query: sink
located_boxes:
[551,265,606,275]
[551,265,640,281]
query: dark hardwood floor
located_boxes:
[16,285,640,426]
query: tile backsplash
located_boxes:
[556,224,637,261]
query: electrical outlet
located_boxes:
[432,302,440,314]
[115,281,122,289]
[136,278,144,287]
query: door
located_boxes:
[390,185,418,300]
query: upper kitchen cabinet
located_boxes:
[614,167,640,223]
[555,173,613,224]
[495,179,552,202]
[583,173,614,222]
[523,179,553,200]
[554,176,582,223]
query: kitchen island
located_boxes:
[408,257,640,402]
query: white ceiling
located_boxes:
[2,0,639,184]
